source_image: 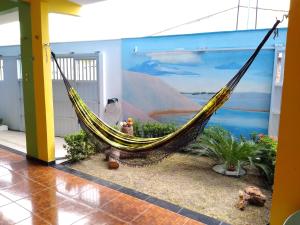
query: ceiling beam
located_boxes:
[22,0,81,16]
[47,0,81,16]
[0,0,18,15]
[0,0,86,25]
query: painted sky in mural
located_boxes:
[129,50,273,93]
[122,37,274,137]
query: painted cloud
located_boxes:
[146,52,202,65]
[215,62,242,70]
[129,60,199,76]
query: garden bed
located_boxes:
[68,153,272,225]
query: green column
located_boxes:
[18,2,38,159]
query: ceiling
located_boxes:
[0,11,17,25]
[70,0,104,4]
[0,0,105,25]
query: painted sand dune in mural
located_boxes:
[184,92,271,112]
[149,106,268,119]
[123,71,200,117]
[122,101,155,121]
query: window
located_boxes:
[16,57,98,81]
[0,59,4,81]
[75,59,97,81]
[52,57,75,80]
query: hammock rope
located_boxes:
[51,20,281,166]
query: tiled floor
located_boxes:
[0,148,205,225]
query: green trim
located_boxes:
[0,1,18,15]
[18,2,38,158]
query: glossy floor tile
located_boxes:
[0,180,46,201]
[34,199,95,225]
[102,194,152,222]
[0,166,13,177]
[16,189,70,213]
[0,148,205,225]
[0,202,32,224]
[0,172,27,189]
[73,185,122,208]
[0,154,25,165]
[0,194,12,207]
[72,210,127,225]
[16,215,50,225]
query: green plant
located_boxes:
[133,120,177,138]
[193,126,258,171]
[0,118,3,125]
[252,135,277,185]
[64,130,97,162]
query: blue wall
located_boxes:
[0,28,287,137]
[121,28,287,137]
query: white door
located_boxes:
[18,53,102,137]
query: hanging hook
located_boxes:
[277,14,288,23]
[43,43,50,63]
[281,14,288,23]
[273,14,288,39]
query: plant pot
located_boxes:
[121,126,133,136]
[212,164,246,177]
[0,125,8,131]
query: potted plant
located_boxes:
[196,126,258,177]
[0,118,8,131]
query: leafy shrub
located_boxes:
[185,127,278,184]
[252,134,277,185]
[133,120,177,138]
[64,130,97,162]
[186,126,258,171]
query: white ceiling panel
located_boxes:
[70,0,106,5]
[0,11,18,25]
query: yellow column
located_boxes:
[270,0,300,224]
[30,1,55,162]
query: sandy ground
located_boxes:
[69,153,272,225]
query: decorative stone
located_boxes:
[108,149,120,170]
[244,186,266,206]
[108,160,119,169]
[236,186,267,210]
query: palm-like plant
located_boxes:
[251,135,277,184]
[197,127,258,172]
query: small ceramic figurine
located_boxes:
[107,118,134,169]
[120,118,134,136]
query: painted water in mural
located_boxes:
[122,43,274,137]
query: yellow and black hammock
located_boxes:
[51,20,280,166]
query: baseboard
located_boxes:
[26,155,56,166]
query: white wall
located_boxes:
[0,39,122,135]
[50,39,122,105]
[0,39,122,102]
[0,56,22,131]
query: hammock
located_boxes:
[51,20,281,166]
